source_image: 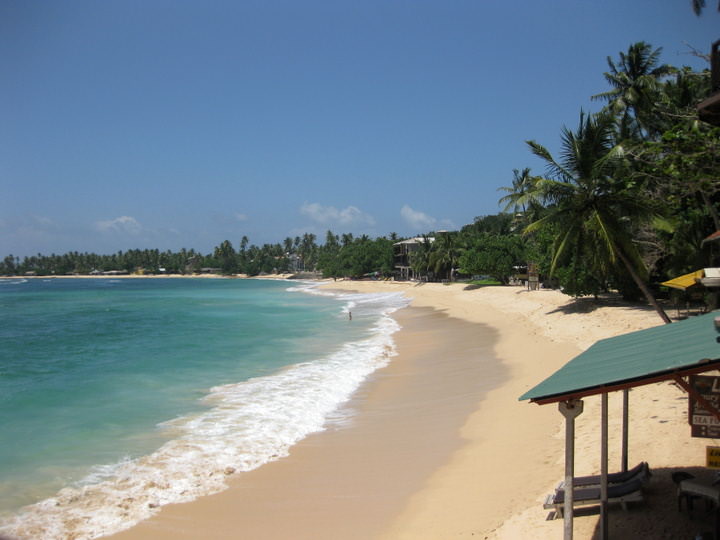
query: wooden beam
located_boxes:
[530,362,720,405]
[699,92,720,126]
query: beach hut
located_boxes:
[661,269,706,292]
[520,311,720,540]
[662,269,707,317]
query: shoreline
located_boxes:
[318,281,717,539]
[8,279,715,538]
[0,273,245,280]
[342,282,582,539]
[109,280,653,540]
[108,303,507,539]
[0,272,306,280]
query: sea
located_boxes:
[0,277,409,539]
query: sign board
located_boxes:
[708,446,720,468]
[689,375,720,438]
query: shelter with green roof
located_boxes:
[520,311,720,539]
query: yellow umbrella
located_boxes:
[661,269,705,291]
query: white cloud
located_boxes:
[400,205,437,230]
[31,215,54,226]
[300,203,375,226]
[234,213,249,222]
[3,215,58,243]
[95,216,143,235]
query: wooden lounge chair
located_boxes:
[558,461,651,490]
[544,478,644,518]
[672,473,720,513]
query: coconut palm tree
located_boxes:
[692,0,720,15]
[498,167,537,213]
[592,42,674,139]
[525,111,672,324]
[498,167,546,230]
[430,231,460,281]
[409,235,434,281]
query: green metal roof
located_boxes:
[520,311,720,403]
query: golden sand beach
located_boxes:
[109,281,718,539]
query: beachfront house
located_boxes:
[393,237,434,281]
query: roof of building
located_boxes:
[519,311,720,404]
[393,237,435,245]
[702,230,720,245]
[661,269,705,291]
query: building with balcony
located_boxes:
[393,237,434,280]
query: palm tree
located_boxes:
[430,231,460,281]
[341,233,354,247]
[299,233,317,270]
[498,167,537,213]
[592,42,674,139]
[525,111,672,324]
[498,167,546,230]
[409,235,434,281]
[692,0,720,15]
[214,240,238,274]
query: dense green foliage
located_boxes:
[458,233,524,284]
[499,40,718,322]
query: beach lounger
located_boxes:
[557,461,651,490]
[673,473,720,513]
[543,478,644,518]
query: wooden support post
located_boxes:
[600,392,609,540]
[559,399,584,540]
[622,389,629,472]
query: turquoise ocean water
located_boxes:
[0,278,408,539]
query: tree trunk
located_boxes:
[700,188,720,232]
[616,248,672,324]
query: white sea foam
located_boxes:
[289,281,409,318]
[0,278,28,285]
[0,285,410,540]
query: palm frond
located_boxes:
[549,225,578,275]
[526,140,574,180]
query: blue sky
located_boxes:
[2,1,718,257]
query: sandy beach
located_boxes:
[105,280,718,540]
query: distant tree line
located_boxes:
[0,215,558,285]
[0,233,398,279]
[0,223,515,282]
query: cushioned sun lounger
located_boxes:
[543,478,644,518]
[557,461,651,490]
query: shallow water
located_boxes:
[0,278,408,539]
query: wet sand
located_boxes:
[108,281,716,539]
[110,306,510,539]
